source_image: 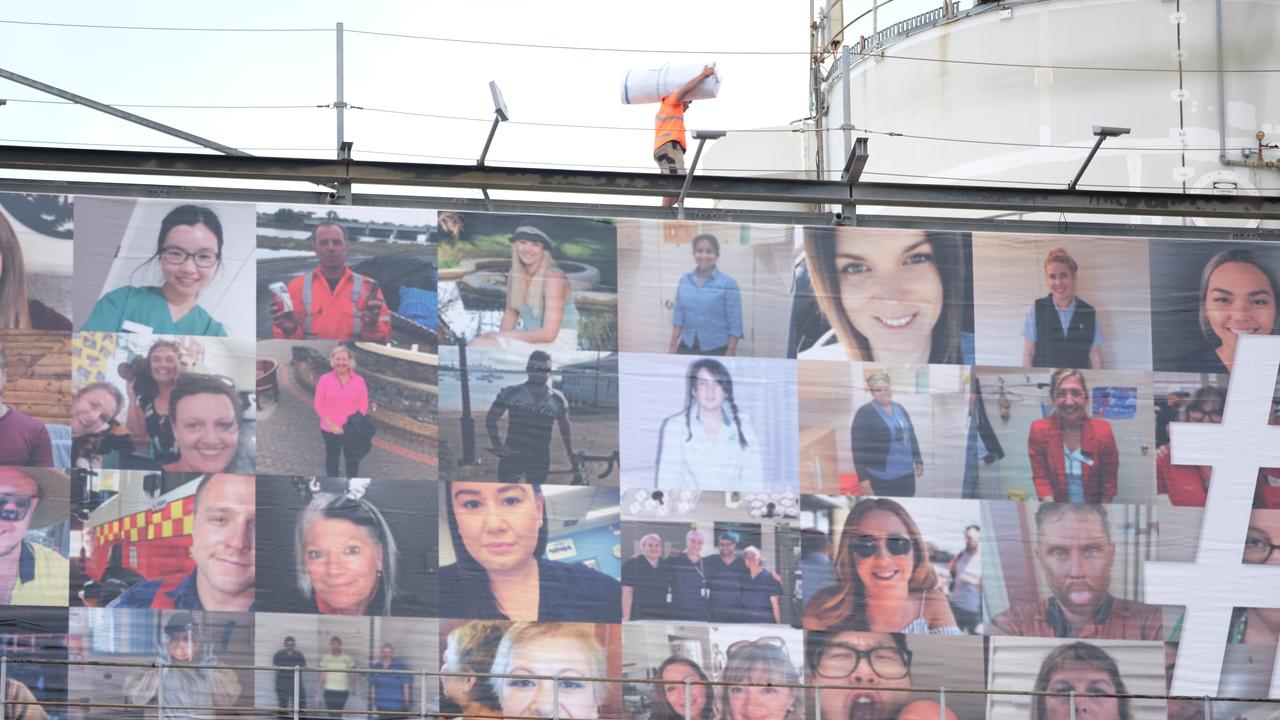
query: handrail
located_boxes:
[7,654,1278,707]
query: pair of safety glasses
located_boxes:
[849,534,913,559]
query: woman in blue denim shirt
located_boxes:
[669,234,743,357]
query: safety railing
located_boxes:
[3,655,1277,719]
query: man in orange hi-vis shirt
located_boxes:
[270,221,392,341]
[654,65,716,207]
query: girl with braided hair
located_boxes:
[655,358,763,491]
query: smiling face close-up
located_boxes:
[513,238,546,269]
[1052,374,1088,425]
[1203,261,1277,355]
[814,631,912,720]
[851,509,915,600]
[149,347,181,385]
[305,516,383,614]
[834,230,943,363]
[71,387,120,436]
[169,393,239,473]
[190,474,256,609]
[1043,661,1121,720]
[1046,261,1078,307]
[0,469,38,558]
[451,483,544,574]
[500,635,599,719]
[641,535,663,563]
[661,661,706,719]
[314,224,350,275]
[726,673,796,720]
[693,239,719,272]
[867,379,893,408]
[693,368,727,416]
[160,223,219,300]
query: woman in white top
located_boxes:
[655,358,763,491]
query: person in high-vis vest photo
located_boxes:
[270,221,392,341]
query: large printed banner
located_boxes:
[0,193,1275,720]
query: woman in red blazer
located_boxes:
[1027,368,1118,503]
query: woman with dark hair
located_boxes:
[800,227,973,364]
[803,498,958,634]
[294,486,400,616]
[439,482,620,622]
[1027,368,1119,503]
[651,657,715,720]
[1156,385,1225,507]
[1031,642,1132,720]
[850,373,923,497]
[720,638,802,720]
[83,204,229,336]
[470,222,579,355]
[806,630,958,720]
[655,358,763,491]
[1182,247,1278,373]
[669,234,743,357]
[125,340,184,463]
[161,374,252,474]
[0,211,70,330]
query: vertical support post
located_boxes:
[1,656,8,719]
[841,44,852,165]
[293,665,301,720]
[553,677,560,720]
[939,686,946,720]
[158,660,166,718]
[815,684,822,720]
[458,340,477,464]
[1204,695,1213,720]
[419,670,428,719]
[872,0,880,39]
[684,678,692,720]
[1069,690,1076,720]
[336,22,346,155]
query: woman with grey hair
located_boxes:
[491,623,607,720]
[850,372,923,497]
[441,621,508,720]
[292,483,400,615]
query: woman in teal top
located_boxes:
[82,204,229,336]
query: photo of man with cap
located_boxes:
[124,612,242,720]
[110,474,255,611]
[0,467,68,606]
[270,220,392,341]
[468,221,582,355]
[485,350,575,484]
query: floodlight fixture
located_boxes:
[1069,124,1132,191]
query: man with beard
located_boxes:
[111,474,255,610]
[989,503,1162,639]
[705,532,748,623]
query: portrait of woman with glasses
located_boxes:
[1230,509,1280,647]
[803,498,959,634]
[82,204,230,336]
[719,637,803,720]
[806,630,959,720]
[850,373,924,497]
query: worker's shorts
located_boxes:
[654,141,686,175]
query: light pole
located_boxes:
[1068,125,1131,191]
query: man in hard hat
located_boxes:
[654,65,716,207]
[270,221,392,341]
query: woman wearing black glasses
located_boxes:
[82,204,229,336]
[803,498,958,634]
[806,631,958,720]
[851,373,923,497]
[720,638,802,720]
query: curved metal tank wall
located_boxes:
[819,0,1280,228]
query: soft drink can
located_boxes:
[269,282,293,313]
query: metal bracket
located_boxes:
[329,141,354,205]
[835,136,870,225]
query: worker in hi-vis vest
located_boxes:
[270,221,392,341]
[654,65,715,207]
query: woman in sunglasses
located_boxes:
[720,638,803,720]
[806,630,958,720]
[850,373,923,497]
[803,498,959,634]
[83,204,229,336]
[1155,385,1225,507]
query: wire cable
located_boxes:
[1,98,327,110]
[0,19,328,32]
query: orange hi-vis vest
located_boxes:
[654,95,687,152]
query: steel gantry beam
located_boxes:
[0,144,1275,221]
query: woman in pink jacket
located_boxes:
[314,345,369,477]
